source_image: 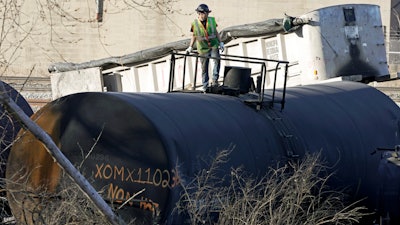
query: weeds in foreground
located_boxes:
[4,173,116,225]
[176,150,370,225]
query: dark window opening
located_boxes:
[343,8,356,24]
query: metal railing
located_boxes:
[168,51,289,110]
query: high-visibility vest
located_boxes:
[192,17,219,54]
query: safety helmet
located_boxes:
[196,4,211,13]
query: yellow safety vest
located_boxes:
[192,17,219,54]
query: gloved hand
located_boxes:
[185,46,193,53]
[219,42,225,52]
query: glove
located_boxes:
[186,46,193,53]
[219,42,224,52]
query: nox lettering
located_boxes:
[108,183,160,212]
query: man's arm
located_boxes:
[186,32,196,53]
[189,35,196,48]
[216,31,221,43]
[215,28,224,52]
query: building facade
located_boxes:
[1,0,397,78]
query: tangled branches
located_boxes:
[177,150,370,225]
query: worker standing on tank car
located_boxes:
[186,4,224,92]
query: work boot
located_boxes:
[202,86,208,93]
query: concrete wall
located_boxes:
[2,0,393,79]
[51,67,103,99]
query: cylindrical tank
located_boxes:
[293,4,389,83]
[272,81,400,220]
[0,81,33,179]
[6,81,400,224]
[0,81,33,219]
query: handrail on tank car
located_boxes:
[168,51,289,110]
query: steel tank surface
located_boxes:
[0,81,33,220]
[6,90,287,224]
[293,4,389,83]
[270,81,400,220]
[6,81,400,224]
[0,81,33,179]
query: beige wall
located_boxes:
[3,0,391,77]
